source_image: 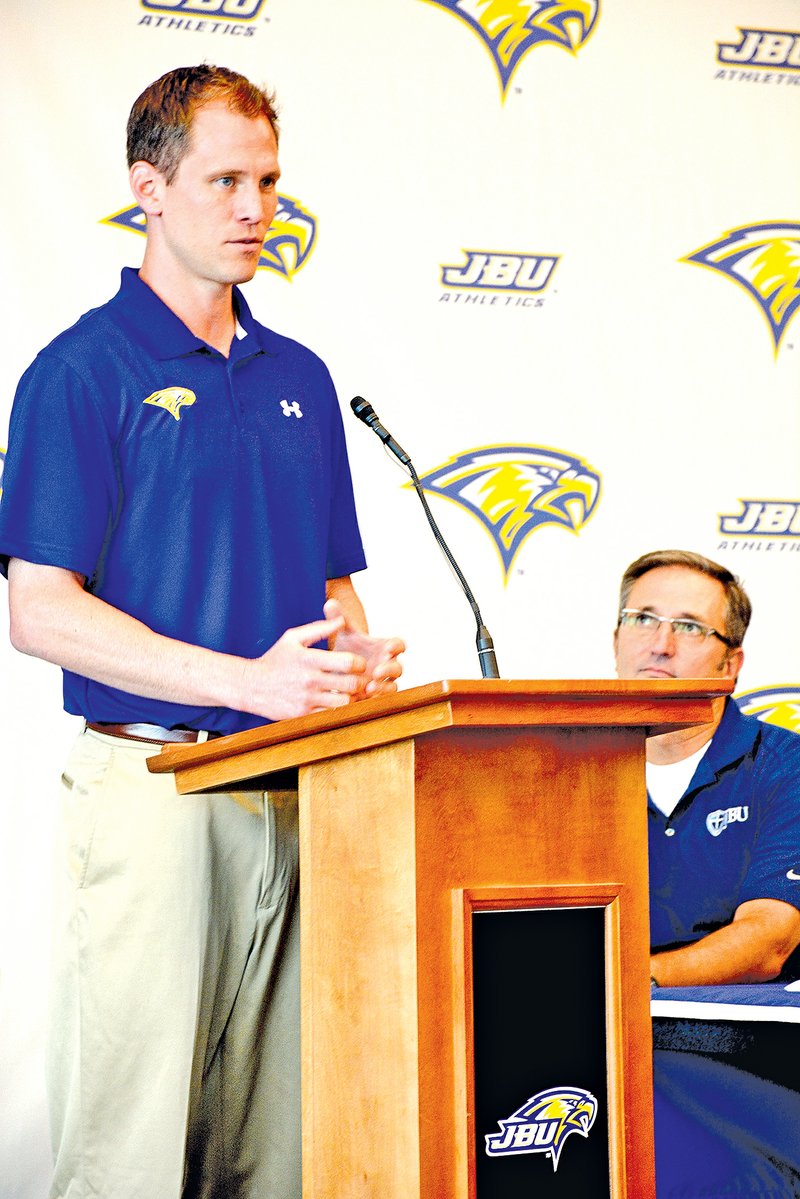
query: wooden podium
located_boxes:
[149,679,730,1199]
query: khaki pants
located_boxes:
[47,727,301,1199]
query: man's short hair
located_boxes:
[618,549,752,648]
[127,64,279,184]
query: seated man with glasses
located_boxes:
[614,549,800,987]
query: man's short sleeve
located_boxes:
[740,727,800,912]
[0,352,117,579]
[324,385,366,580]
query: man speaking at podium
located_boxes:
[614,549,800,989]
[0,65,403,1199]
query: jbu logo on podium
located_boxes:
[485,1086,598,1172]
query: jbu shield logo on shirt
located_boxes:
[707,806,750,837]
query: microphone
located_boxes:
[350,396,411,466]
[349,396,500,679]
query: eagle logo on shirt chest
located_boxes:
[143,387,197,422]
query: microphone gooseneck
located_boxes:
[349,396,500,679]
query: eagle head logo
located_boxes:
[735,686,800,735]
[423,1,600,95]
[683,222,800,354]
[414,444,600,580]
[259,193,317,279]
[102,193,317,280]
[485,1085,598,1170]
[143,387,197,422]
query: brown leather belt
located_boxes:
[86,722,221,746]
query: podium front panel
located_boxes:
[301,725,653,1198]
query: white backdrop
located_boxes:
[2,1,800,1193]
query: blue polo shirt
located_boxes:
[0,269,366,733]
[649,699,800,976]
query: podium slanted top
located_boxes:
[147,678,733,794]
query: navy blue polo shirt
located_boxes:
[0,269,366,733]
[649,699,800,974]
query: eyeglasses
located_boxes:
[618,608,733,647]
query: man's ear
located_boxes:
[723,646,744,681]
[129,160,165,217]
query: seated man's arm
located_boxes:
[8,559,392,721]
[651,897,800,987]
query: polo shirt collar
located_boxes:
[686,698,758,791]
[107,267,277,360]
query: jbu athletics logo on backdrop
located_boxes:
[423,1,600,96]
[718,29,800,70]
[718,499,800,555]
[141,0,266,18]
[719,499,800,547]
[440,250,558,306]
[683,224,800,354]
[736,687,800,735]
[102,194,316,280]
[414,444,600,580]
[486,1086,598,1171]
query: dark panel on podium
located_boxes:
[473,906,610,1197]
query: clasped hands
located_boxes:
[244,599,405,721]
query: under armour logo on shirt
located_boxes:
[280,399,303,418]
